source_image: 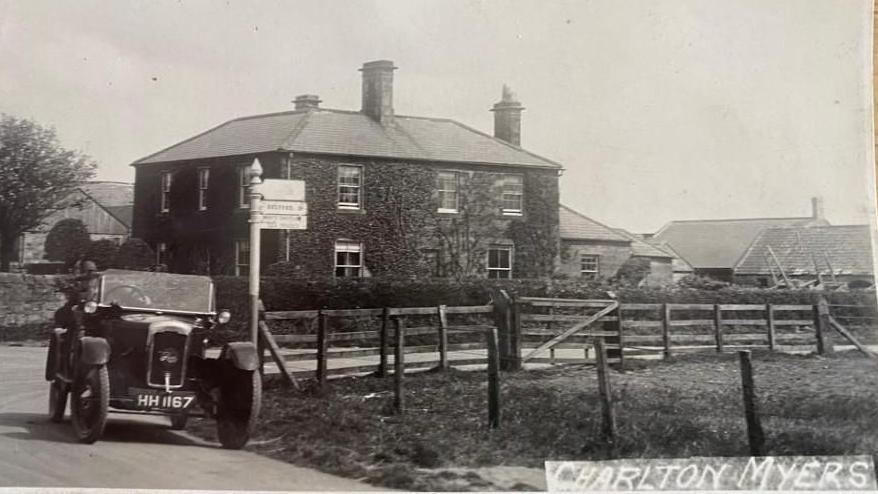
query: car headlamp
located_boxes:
[84,301,98,314]
[217,310,231,324]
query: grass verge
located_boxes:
[188,350,878,491]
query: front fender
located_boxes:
[222,342,259,371]
[45,328,67,381]
[79,336,111,366]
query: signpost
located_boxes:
[248,158,307,345]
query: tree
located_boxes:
[0,114,96,271]
[113,238,155,270]
[86,239,120,270]
[44,218,91,266]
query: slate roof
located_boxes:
[653,217,827,270]
[133,109,561,169]
[735,225,874,276]
[613,229,674,258]
[79,181,133,207]
[103,205,133,229]
[559,205,629,243]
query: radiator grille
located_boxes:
[148,331,187,387]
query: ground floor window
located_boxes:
[156,242,169,268]
[487,246,513,279]
[422,249,442,277]
[580,254,599,279]
[335,240,363,277]
[235,239,250,276]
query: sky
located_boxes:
[0,0,874,233]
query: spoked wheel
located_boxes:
[70,365,109,443]
[216,370,261,449]
[169,413,189,430]
[48,379,68,423]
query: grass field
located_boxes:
[189,350,878,491]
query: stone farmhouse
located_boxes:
[131,61,563,279]
[15,181,133,267]
[557,205,675,285]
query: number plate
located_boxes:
[129,388,196,410]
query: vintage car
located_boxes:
[45,269,261,448]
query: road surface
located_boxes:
[0,345,382,491]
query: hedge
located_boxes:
[212,276,878,338]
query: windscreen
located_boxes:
[99,269,214,313]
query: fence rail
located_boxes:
[259,296,875,380]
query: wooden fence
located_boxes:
[259,296,872,379]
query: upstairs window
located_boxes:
[436,171,459,212]
[160,171,172,213]
[337,165,362,209]
[197,168,209,211]
[235,239,250,276]
[487,246,513,279]
[335,240,363,277]
[580,255,599,280]
[501,174,523,215]
[238,165,251,208]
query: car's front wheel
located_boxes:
[48,379,68,423]
[216,370,261,449]
[70,365,109,443]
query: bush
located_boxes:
[113,238,155,270]
[86,239,119,270]
[212,276,877,338]
[44,218,90,266]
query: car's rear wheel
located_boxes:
[70,365,109,443]
[216,370,261,449]
[169,413,189,430]
[48,379,68,423]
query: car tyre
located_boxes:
[70,364,109,444]
[216,370,261,450]
[169,413,189,430]
[48,379,68,423]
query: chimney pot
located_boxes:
[811,196,825,220]
[491,84,525,146]
[360,60,397,124]
[294,94,321,111]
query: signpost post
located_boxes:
[248,158,264,346]
[247,160,307,345]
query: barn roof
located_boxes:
[735,225,874,276]
[653,216,826,269]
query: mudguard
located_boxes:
[79,336,111,366]
[223,342,259,371]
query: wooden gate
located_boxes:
[515,297,623,367]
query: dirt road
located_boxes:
[0,345,381,491]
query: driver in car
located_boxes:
[54,260,99,372]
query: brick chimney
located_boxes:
[360,60,397,125]
[811,196,825,220]
[294,94,321,110]
[491,84,525,146]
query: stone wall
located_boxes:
[0,273,64,337]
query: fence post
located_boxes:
[492,290,512,371]
[594,337,617,455]
[661,304,671,359]
[485,327,501,429]
[766,304,776,352]
[713,304,724,353]
[615,304,625,371]
[738,350,765,456]
[814,298,833,355]
[394,317,406,414]
[316,310,328,390]
[437,305,449,371]
[510,297,522,370]
[377,307,389,377]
